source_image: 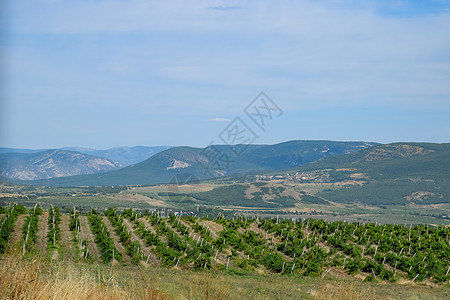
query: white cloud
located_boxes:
[209,118,231,122]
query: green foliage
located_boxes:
[301,194,328,205]
[105,207,131,243]
[47,206,61,249]
[0,204,26,254]
[364,275,377,282]
[260,252,286,273]
[126,241,142,265]
[87,213,122,264]
[302,143,450,206]
[3,204,446,284]
[22,208,40,254]
[185,184,297,208]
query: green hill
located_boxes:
[269,143,450,206]
[22,140,377,187]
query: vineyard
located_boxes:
[1,204,449,299]
[0,205,450,299]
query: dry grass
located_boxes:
[314,281,375,300]
[0,255,170,300]
[1,254,448,300]
[179,272,231,300]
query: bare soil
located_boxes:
[199,220,223,237]
[8,215,26,253]
[59,215,74,261]
[36,214,48,255]
[79,216,100,262]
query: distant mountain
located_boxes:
[0,148,46,154]
[1,146,171,167]
[0,150,122,180]
[28,140,377,186]
[275,143,450,206]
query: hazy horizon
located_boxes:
[4,139,450,152]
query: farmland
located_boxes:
[1,203,449,299]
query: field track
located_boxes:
[36,214,48,255]
[59,215,74,261]
[79,216,100,261]
[8,215,25,253]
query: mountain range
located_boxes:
[22,140,377,186]
[60,146,171,167]
[0,146,171,167]
[0,150,122,180]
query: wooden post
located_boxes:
[321,268,330,278]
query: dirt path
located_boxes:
[36,214,48,256]
[198,220,223,238]
[122,218,159,266]
[248,223,280,242]
[102,216,131,265]
[59,215,75,261]
[79,216,100,262]
[8,215,26,253]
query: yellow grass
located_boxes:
[1,254,447,299]
[0,255,169,300]
[314,281,375,300]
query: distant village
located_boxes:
[254,169,333,183]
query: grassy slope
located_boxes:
[3,254,448,300]
[284,143,450,206]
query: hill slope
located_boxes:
[61,146,171,167]
[26,140,377,186]
[0,150,122,180]
[273,143,450,206]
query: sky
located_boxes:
[1,0,450,149]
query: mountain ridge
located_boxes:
[264,142,450,206]
[1,146,172,167]
[23,140,378,186]
[0,149,122,180]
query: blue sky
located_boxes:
[1,0,450,149]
